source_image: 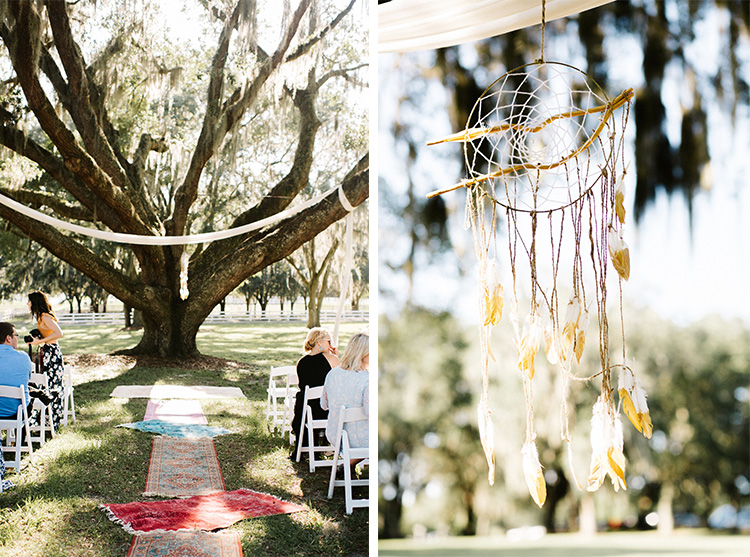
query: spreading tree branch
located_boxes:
[168,0,313,237]
[0,123,124,230]
[284,0,357,64]
[0,201,159,313]
[0,187,95,222]
[192,80,322,270]
[4,1,153,237]
[316,63,368,89]
[186,153,367,321]
[44,0,161,228]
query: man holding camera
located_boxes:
[0,322,34,420]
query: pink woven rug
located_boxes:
[144,437,224,497]
[144,399,208,424]
[104,489,306,533]
[128,531,242,557]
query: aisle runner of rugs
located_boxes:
[101,392,305,557]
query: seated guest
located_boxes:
[291,327,339,457]
[0,322,33,421]
[0,447,11,492]
[321,331,369,449]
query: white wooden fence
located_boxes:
[55,310,368,325]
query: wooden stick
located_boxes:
[426,89,634,199]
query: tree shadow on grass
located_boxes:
[0,355,367,556]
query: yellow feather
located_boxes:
[522,443,547,508]
[615,191,626,224]
[482,283,504,326]
[586,455,606,492]
[611,247,630,281]
[574,329,586,364]
[619,388,643,433]
[607,447,627,490]
[639,411,653,439]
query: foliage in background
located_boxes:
[379,307,484,538]
[378,302,750,538]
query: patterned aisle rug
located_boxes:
[144,437,225,497]
[102,489,307,533]
[127,531,242,557]
[144,399,208,424]
[119,420,232,439]
[111,385,246,399]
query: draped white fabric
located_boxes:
[379,0,614,53]
[0,184,355,245]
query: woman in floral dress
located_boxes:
[27,291,65,430]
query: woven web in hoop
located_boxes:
[464,62,612,213]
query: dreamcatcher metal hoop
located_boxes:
[429,61,633,213]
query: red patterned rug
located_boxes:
[103,489,306,533]
[144,437,225,497]
[127,531,242,557]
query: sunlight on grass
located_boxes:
[85,398,140,424]
[1,321,370,556]
[61,321,367,366]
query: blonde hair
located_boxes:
[304,327,331,353]
[339,331,369,371]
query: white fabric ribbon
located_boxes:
[379,0,613,53]
[332,211,354,347]
[338,184,355,212]
[0,184,356,245]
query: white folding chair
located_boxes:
[294,385,335,472]
[283,370,299,444]
[0,385,33,472]
[28,373,55,446]
[266,366,295,431]
[63,368,76,425]
[327,405,369,514]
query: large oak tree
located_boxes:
[0,0,368,356]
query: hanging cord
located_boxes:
[538,0,546,63]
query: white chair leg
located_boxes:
[343,436,353,514]
[295,404,307,463]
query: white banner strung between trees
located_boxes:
[0,185,356,245]
[378,0,613,53]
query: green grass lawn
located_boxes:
[0,322,370,556]
[378,530,749,557]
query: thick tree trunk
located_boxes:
[380,497,404,539]
[307,292,321,328]
[657,482,674,534]
[120,300,200,358]
[461,490,477,535]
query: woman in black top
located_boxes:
[291,327,339,457]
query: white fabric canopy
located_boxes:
[379,0,614,53]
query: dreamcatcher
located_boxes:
[427,4,651,507]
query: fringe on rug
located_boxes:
[99,504,205,535]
